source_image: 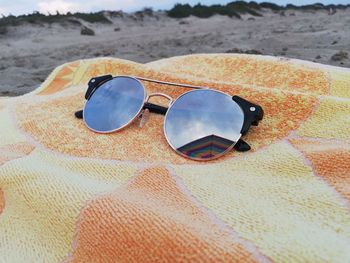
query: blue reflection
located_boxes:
[165,90,244,159]
[84,77,145,132]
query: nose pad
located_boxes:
[138,108,150,128]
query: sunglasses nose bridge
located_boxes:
[146,93,174,107]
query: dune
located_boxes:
[0,4,349,96]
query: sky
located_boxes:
[0,0,349,16]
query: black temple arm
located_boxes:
[233,139,251,152]
[232,95,264,136]
[85,75,113,100]
[75,110,83,119]
[231,96,264,152]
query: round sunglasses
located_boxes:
[74,75,264,161]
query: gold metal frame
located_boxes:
[83,75,243,161]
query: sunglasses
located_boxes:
[74,75,263,161]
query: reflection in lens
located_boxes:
[84,77,145,132]
[164,90,244,160]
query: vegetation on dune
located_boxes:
[135,7,154,17]
[227,1,263,16]
[0,1,349,32]
[167,1,350,18]
[286,3,349,10]
[73,12,111,23]
[0,11,111,30]
[167,2,264,18]
[259,2,282,10]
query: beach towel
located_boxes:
[0,54,349,262]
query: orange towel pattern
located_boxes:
[0,54,350,262]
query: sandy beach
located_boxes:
[0,7,349,96]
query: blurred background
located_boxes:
[0,0,349,96]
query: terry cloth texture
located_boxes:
[0,54,350,262]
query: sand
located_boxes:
[0,8,349,96]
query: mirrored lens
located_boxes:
[84,77,145,132]
[164,89,244,160]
